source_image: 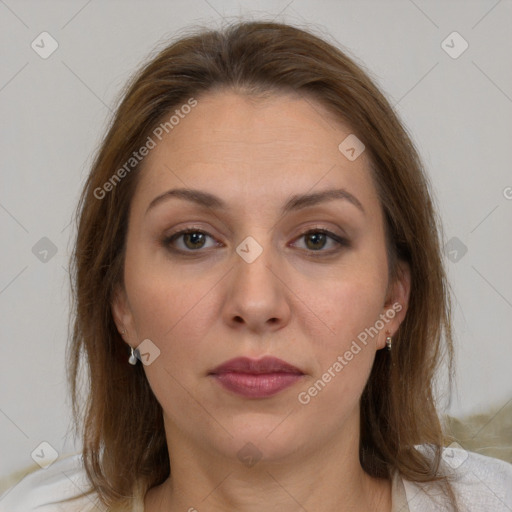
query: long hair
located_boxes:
[68,20,457,508]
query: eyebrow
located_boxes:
[145,187,365,216]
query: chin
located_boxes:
[207,414,311,466]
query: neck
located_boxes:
[144,414,392,512]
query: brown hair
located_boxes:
[68,19,458,509]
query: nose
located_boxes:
[222,238,291,334]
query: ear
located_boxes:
[111,284,136,347]
[377,261,411,349]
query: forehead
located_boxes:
[131,89,378,214]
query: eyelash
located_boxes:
[162,227,350,257]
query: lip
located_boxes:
[209,356,304,398]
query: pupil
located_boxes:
[185,232,205,249]
[307,233,326,250]
[182,232,327,251]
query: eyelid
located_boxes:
[162,224,350,254]
[289,227,349,253]
[163,226,222,252]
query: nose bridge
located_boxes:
[233,232,278,295]
[224,231,290,330]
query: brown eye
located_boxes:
[182,232,207,250]
[163,229,219,252]
[304,232,328,250]
[292,229,350,255]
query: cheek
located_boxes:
[297,284,383,420]
[124,264,218,411]
[123,245,218,341]
[123,257,226,402]
[313,259,388,346]
[302,261,388,399]
[339,279,385,338]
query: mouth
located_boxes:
[209,356,305,398]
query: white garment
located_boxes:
[1,446,511,511]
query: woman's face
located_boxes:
[112,89,409,464]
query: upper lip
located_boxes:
[210,356,303,375]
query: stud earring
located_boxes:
[385,332,392,351]
[128,347,138,365]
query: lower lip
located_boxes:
[211,372,303,398]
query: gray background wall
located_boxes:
[1,0,511,480]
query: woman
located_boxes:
[2,20,511,512]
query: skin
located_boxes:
[112,89,411,512]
